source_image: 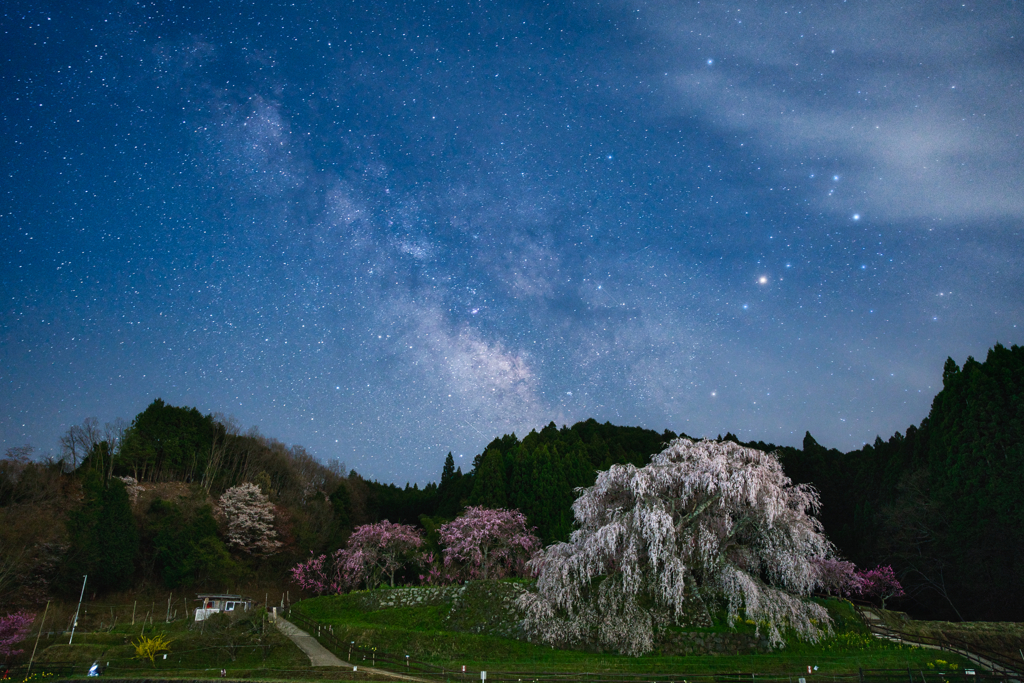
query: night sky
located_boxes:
[2,0,1022,484]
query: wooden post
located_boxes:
[26,600,50,676]
[131,600,137,625]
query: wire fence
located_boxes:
[282,609,1023,683]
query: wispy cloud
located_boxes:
[644,0,1024,222]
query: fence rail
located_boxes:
[856,608,1023,678]
[282,608,1022,683]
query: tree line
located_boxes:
[775,342,1024,621]
[0,342,1020,622]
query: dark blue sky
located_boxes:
[3,0,1022,484]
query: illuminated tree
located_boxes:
[812,557,864,597]
[519,438,833,656]
[857,565,905,608]
[338,521,423,589]
[439,506,540,580]
[219,483,281,556]
[291,550,345,595]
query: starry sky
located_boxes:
[2,0,1022,484]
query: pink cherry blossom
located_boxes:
[439,506,540,581]
[857,564,905,608]
[0,610,34,658]
[811,557,865,597]
[339,520,424,589]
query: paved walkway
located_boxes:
[273,616,430,682]
[274,616,349,667]
[858,607,1021,679]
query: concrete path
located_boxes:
[858,607,1021,679]
[273,616,430,682]
[274,616,348,667]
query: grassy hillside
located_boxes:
[291,581,969,675]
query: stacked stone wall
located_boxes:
[348,582,774,655]
[657,631,773,656]
[348,585,465,611]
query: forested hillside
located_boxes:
[0,343,1020,623]
[778,342,1024,621]
[0,404,674,603]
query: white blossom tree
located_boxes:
[116,475,144,506]
[219,482,282,556]
[518,438,833,656]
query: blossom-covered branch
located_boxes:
[0,610,34,658]
[519,438,833,656]
[219,483,282,556]
[857,565,905,608]
[439,506,540,581]
[339,521,423,589]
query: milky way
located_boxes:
[2,0,1022,483]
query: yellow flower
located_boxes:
[132,633,173,666]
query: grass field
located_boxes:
[11,585,1007,681]
[290,583,973,677]
[17,607,396,680]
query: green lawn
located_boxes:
[291,586,973,677]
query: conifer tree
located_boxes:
[469,449,507,509]
[61,474,139,593]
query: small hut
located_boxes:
[194,594,253,621]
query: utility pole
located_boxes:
[69,575,88,644]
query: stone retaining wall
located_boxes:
[657,630,773,656]
[349,583,775,656]
[349,585,465,611]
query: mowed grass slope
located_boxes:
[23,607,371,680]
[292,582,970,675]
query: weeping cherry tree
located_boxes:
[518,438,833,656]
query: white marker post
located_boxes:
[69,575,88,645]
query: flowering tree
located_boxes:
[0,610,34,659]
[419,551,461,586]
[857,565,905,608]
[812,558,864,597]
[219,483,282,556]
[117,475,144,506]
[439,506,540,581]
[291,549,346,595]
[338,521,423,589]
[518,438,833,656]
